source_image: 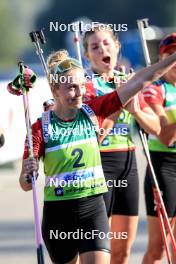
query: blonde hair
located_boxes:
[83,24,119,52]
[47,49,69,74]
[47,49,82,87]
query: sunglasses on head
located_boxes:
[54,58,82,74]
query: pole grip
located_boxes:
[29,30,46,44]
[29,32,38,43]
[38,29,46,44]
[137,19,151,66]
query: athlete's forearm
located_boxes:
[98,112,120,144]
[117,52,176,105]
[134,109,160,136]
[158,123,176,146]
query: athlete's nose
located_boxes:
[98,43,106,54]
[75,86,82,97]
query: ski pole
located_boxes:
[29,30,48,76]
[137,19,151,66]
[20,62,45,264]
[137,19,176,260]
[7,62,45,264]
[72,21,83,66]
[29,30,54,94]
[139,131,175,263]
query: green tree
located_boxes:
[0,0,48,70]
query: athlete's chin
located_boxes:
[75,103,82,109]
[70,101,82,109]
[101,63,114,72]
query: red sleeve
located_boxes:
[23,119,44,160]
[142,84,164,105]
[83,80,97,102]
[87,91,122,127]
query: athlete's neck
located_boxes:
[164,74,176,86]
[54,107,78,121]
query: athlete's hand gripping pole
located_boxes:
[0,128,5,148]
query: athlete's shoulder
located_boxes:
[32,118,42,130]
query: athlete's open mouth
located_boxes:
[102,56,111,64]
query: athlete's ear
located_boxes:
[115,40,121,51]
[51,85,59,99]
